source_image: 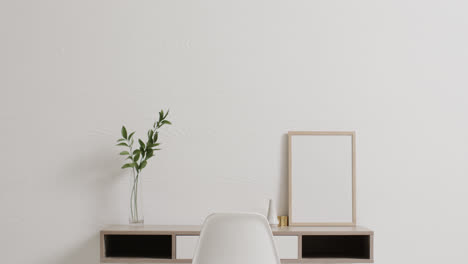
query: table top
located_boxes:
[101,224,373,235]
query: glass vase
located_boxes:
[129,171,144,225]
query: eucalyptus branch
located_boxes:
[116,109,172,175]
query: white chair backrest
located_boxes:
[192,213,281,264]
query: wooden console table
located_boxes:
[100,225,374,263]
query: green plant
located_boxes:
[116,109,172,223]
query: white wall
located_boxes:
[1,0,468,263]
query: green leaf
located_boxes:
[159,110,163,121]
[133,149,141,155]
[146,152,154,159]
[140,160,147,170]
[116,138,126,142]
[161,120,172,125]
[116,142,128,147]
[147,143,160,148]
[153,132,158,142]
[164,109,169,119]
[121,163,136,169]
[153,148,161,151]
[119,151,129,155]
[147,148,154,156]
[138,139,145,149]
[133,152,140,162]
[147,131,154,145]
[121,126,128,139]
[128,131,135,139]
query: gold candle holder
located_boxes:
[278,216,288,227]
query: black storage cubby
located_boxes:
[104,235,172,259]
[302,235,370,259]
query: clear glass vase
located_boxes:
[129,172,144,225]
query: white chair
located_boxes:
[192,213,281,264]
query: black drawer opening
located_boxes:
[302,235,370,259]
[104,235,172,259]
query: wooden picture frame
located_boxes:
[288,131,356,226]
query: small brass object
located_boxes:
[278,216,288,227]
